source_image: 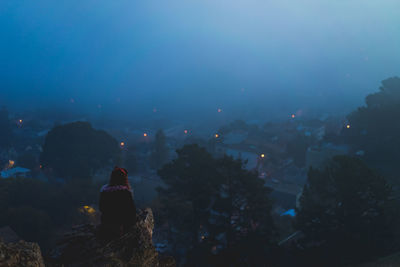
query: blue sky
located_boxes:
[1,0,399,121]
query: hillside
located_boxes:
[0,208,175,267]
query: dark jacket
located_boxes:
[99,184,136,239]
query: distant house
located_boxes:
[0,167,31,179]
[306,143,349,170]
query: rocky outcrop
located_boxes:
[0,240,45,267]
[0,208,174,267]
[46,208,175,267]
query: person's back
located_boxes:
[99,167,136,241]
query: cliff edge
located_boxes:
[0,240,45,267]
[0,208,175,267]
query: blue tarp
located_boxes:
[280,209,296,217]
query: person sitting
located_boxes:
[98,166,136,241]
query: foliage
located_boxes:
[345,77,400,176]
[150,129,169,170]
[157,144,275,266]
[0,106,13,149]
[207,156,275,266]
[296,156,394,266]
[40,121,120,181]
[0,177,102,248]
[157,145,217,237]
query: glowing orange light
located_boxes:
[291,114,295,119]
[40,165,43,169]
[260,154,265,158]
[346,124,351,129]
[201,235,205,240]
[8,160,15,168]
[143,133,148,137]
[19,119,23,123]
[120,142,125,147]
[184,130,188,134]
[215,134,219,138]
[82,205,96,214]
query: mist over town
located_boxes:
[1,1,400,266]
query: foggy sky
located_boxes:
[1,0,400,122]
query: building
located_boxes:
[306,143,349,170]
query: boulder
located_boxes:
[46,208,175,267]
[0,240,45,267]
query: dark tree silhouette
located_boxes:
[0,106,13,149]
[157,144,275,266]
[157,145,217,245]
[345,77,400,177]
[296,156,393,266]
[209,156,275,266]
[40,121,120,181]
[0,177,102,248]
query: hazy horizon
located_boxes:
[1,0,400,122]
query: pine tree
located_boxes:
[296,155,393,265]
[0,106,13,149]
[157,144,275,266]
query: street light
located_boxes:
[8,160,15,168]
